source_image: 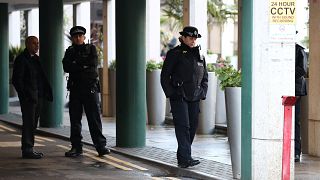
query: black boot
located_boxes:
[22,151,43,159]
[97,146,110,156]
[178,159,200,168]
[65,147,83,157]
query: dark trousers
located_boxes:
[20,98,41,152]
[170,99,200,163]
[69,90,106,149]
[295,97,301,156]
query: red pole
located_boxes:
[281,96,296,180]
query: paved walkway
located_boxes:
[2,98,320,179]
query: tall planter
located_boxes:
[146,69,166,125]
[198,72,217,134]
[109,69,116,117]
[215,80,227,125]
[9,63,17,97]
[225,87,241,179]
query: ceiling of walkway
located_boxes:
[0,0,100,11]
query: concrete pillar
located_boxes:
[182,0,207,55]
[116,0,146,147]
[75,2,90,43]
[251,0,296,179]
[9,11,20,47]
[0,3,9,114]
[146,0,161,61]
[101,0,112,117]
[27,8,39,37]
[308,0,320,156]
[39,0,64,127]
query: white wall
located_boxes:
[27,8,39,37]
[107,0,116,62]
[189,0,207,55]
[76,2,91,43]
[9,11,20,47]
[146,0,161,62]
[251,0,296,179]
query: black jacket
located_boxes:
[295,44,307,96]
[12,49,53,103]
[62,43,99,91]
[161,43,208,101]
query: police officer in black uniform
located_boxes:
[161,26,208,168]
[63,26,110,157]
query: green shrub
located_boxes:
[9,46,24,63]
[146,60,163,72]
[213,59,241,90]
[109,59,116,70]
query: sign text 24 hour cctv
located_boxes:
[270,0,296,24]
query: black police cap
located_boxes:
[70,26,86,36]
[179,26,202,38]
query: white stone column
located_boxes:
[27,8,39,37]
[146,0,161,61]
[75,2,91,43]
[9,11,20,47]
[251,1,296,179]
[184,0,207,55]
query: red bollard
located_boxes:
[281,96,296,180]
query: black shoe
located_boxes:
[65,148,83,157]
[34,151,44,157]
[295,154,300,162]
[178,159,200,168]
[22,151,43,159]
[97,146,110,156]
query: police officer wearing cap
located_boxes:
[161,26,208,168]
[63,26,110,157]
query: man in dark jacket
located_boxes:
[161,26,208,168]
[12,36,53,159]
[294,43,308,162]
[62,26,110,157]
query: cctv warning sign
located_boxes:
[270,0,296,24]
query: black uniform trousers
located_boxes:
[69,89,106,150]
[170,98,200,163]
[20,97,41,152]
[295,97,301,156]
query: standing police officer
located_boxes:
[161,26,208,168]
[63,26,110,157]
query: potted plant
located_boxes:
[197,63,218,134]
[146,60,166,125]
[213,58,241,179]
[9,46,24,97]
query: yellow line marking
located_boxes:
[83,147,148,171]
[0,124,16,132]
[12,134,21,138]
[35,136,56,142]
[56,145,132,171]
[166,177,181,180]
[0,141,44,147]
